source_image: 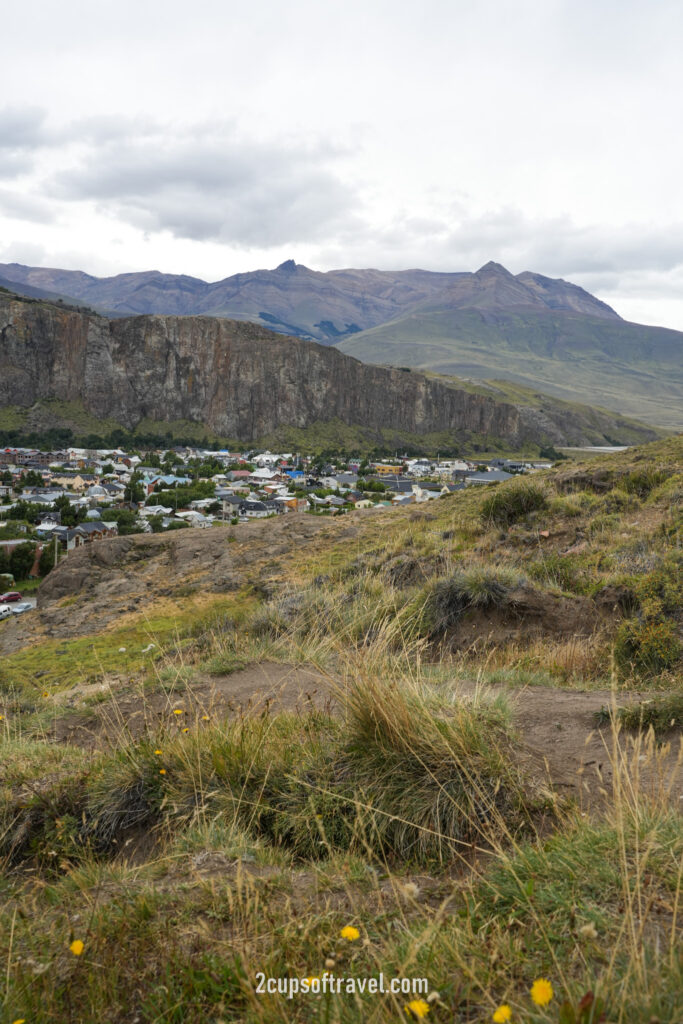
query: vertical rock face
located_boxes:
[0,294,659,445]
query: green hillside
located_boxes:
[336,308,683,429]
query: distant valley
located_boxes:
[1,259,681,429]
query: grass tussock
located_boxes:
[425,567,523,634]
[1,675,542,870]
[480,479,548,526]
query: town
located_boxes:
[0,443,554,597]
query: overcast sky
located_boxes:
[2,0,683,328]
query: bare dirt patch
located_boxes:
[49,662,335,748]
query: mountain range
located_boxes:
[1,259,681,429]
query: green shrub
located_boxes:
[615,618,681,676]
[480,481,547,527]
[633,552,683,618]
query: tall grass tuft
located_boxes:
[480,480,547,527]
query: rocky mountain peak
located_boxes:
[476,260,513,276]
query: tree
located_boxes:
[124,471,145,504]
[38,542,56,576]
[53,494,86,528]
[6,500,44,524]
[20,470,44,488]
[100,508,141,534]
[9,542,37,580]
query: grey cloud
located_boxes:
[0,107,50,179]
[0,107,48,149]
[0,188,56,224]
[47,125,356,246]
[333,207,683,281]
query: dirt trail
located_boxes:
[48,662,681,812]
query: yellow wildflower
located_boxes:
[405,999,430,1018]
[12,1019,27,1023]
[172,708,183,715]
[201,715,210,720]
[182,727,189,733]
[159,768,166,775]
[340,925,360,941]
[530,978,554,1007]
[69,939,84,956]
[154,749,163,755]
[493,1006,512,1023]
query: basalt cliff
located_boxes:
[0,292,661,448]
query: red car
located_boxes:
[0,591,22,603]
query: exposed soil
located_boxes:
[49,662,336,748]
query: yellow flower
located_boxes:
[530,978,554,1007]
[172,708,183,715]
[201,715,210,720]
[405,999,430,1019]
[154,749,163,755]
[69,939,84,956]
[182,727,189,733]
[12,1019,26,1023]
[0,714,4,720]
[340,925,360,941]
[42,691,49,698]
[493,1006,512,1023]
[159,768,166,775]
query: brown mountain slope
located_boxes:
[0,259,620,338]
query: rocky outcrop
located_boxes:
[0,294,660,446]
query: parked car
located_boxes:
[0,591,22,603]
[10,602,33,615]
[0,605,12,620]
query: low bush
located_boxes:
[633,552,683,618]
[614,618,681,676]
